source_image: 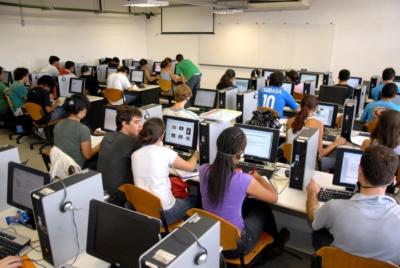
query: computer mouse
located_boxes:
[285,169,290,178]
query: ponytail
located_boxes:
[291,95,318,134]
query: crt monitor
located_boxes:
[235,78,251,92]
[332,148,362,189]
[194,88,217,109]
[315,102,338,128]
[163,116,199,151]
[299,72,319,89]
[7,161,50,214]
[348,77,362,88]
[153,62,161,74]
[281,81,294,96]
[235,124,280,164]
[103,107,117,132]
[86,199,160,268]
[106,67,117,79]
[318,85,349,106]
[69,78,85,94]
[129,69,145,84]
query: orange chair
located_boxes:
[282,143,292,163]
[187,208,274,267]
[158,79,174,105]
[103,88,124,106]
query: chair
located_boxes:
[158,79,174,106]
[186,208,274,267]
[282,143,292,162]
[102,88,124,106]
[23,102,60,154]
[118,184,183,234]
[312,246,399,268]
[41,147,51,171]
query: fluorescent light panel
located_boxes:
[125,0,169,7]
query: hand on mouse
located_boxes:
[0,256,23,268]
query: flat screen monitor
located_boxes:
[106,67,117,79]
[263,69,274,80]
[7,161,50,213]
[318,85,349,106]
[86,200,160,268]
[315,102,338,128]
[153,62,161,74]
[281,81,294,96]
[69,78,85,94]
[129,69,145,84]
[163,116,199,151]
[2,71,12,85]
[332,148,362,189]
[235,78,250,92]
[299,72,319,89]
[103,107,117,132]
[132,60,141,69]
[235,124,280,163]
[348,77,362,88]
[194,88,217,109]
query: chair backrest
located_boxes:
[315,247,399,268]
[158,79,173,92]
[282,143,292,162]
[118,184,162,220]
[103,88,124,103]
[23,102,44,121]
[187,208,241,251]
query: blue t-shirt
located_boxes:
[360,100,400,122]
[257,86,299,117]
[371,83,400,101]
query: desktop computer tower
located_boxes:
[370,76,378,90]
[322,72,333,86]
[139,103,163,121]
[236,90,258,124]
[199,120,231,165]
[0,145,20,211]
[140,213,220,268]
[31,171,104,267]
[340,99,357,141]
[289,128,319,191]
[352,85,366,117]
[218,87,239,110]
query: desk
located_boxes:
[82,95,105,131]
[125,85,160,106]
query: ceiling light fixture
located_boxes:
[212,8,244,15]
[125,0,169,7]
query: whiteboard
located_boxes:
[199,24,335,71]
[161,6,214,34]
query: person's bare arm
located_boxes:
[246,171,278,204]
[360,138,371,151]
[306,178,321,223]
[172,151,199,171]
[81,141,100,160]
[308,119,346,157]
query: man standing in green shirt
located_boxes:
[9,67,29,116]
[175,54,201,106]
[0,67,9,114]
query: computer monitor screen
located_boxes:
[69,78,85,94]
[7,162,50,212]
[164,116,199,151]
[130,70,145,83]
[281,82,294,96]
[194,89,217,108]
[318,85,349,106]
[132,61,140,69]
[103,107,117,132]
[299,73,319,89]
[315,102,338,128]
[86,200,160,268]
[106,67,117,78]
[236,124,280,163]
[347,77,362,88]
[153,62,161,73]
[263,70,274,80]
[333,148,362,188]
[235,78,250,92]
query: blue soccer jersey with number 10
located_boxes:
[257,86,299,117]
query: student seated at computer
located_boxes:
[216,69,236,90]
[334,69,353,99]
[80,65,99,96]
[162,84,199,120]
[43,55,60,77]
[0,256,23,268]
[0,67,9,115]
[360,83,400,122]
[160,58,183,85]
[258,71,300,118]
[199,127,289,257]
[286,95,346,171]
[250,69,261,78]
[27,75,66,123]
[138,59,159,85]
[131,118,199,224]
[286,69,303,94]
[97,107,143,205]
[109,57,120,68]
[306,145,400,265]
[59,61,76,76]
[53,94,100,169]
[106,66,137,105]
[371,67,398,100]
[9,67,29,116]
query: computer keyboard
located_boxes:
[0,229,30,259]
[318,188,355,202]
[178,151,193,161]
[323,133,337,142]
[236,162,274,178]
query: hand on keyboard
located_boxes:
[306,178,321,196]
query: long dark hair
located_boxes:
[139,118,165,145]
[371,110,400,149]
[291,95,318,133]
[207,127,246,205]
[216,69,235,90]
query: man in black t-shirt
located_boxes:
[334,69,354,99]
[27,75,66,124]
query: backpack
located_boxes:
[246,110,281,129]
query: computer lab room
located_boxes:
[0,0,400,267]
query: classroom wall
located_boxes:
[146,0,400,89]
[0,4,147,72]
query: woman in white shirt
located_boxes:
[131,118,199,224]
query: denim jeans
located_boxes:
[163,196,197,224]
[186,74,201,106]
[312,229,334,250]
[49,106,66,121]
